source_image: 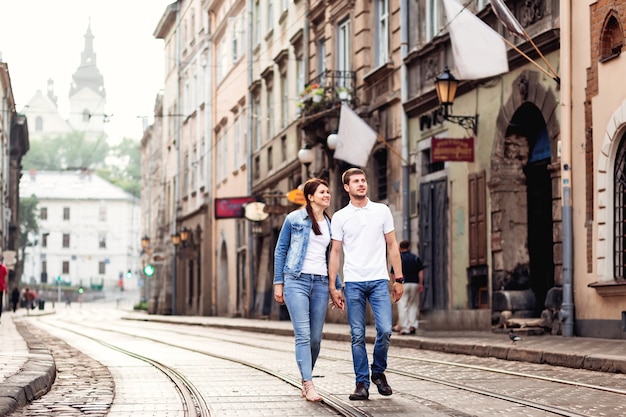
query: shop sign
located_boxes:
[431,137,474,162]
[215,196,256,219]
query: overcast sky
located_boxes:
[0,0,173,143]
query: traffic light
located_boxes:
[57,276,62,283]
[126,269,132,279]
[143,264,155,277]
[78,287,84,294]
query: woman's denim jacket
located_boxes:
[273,208,342,289]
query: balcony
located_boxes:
[297,70,356,119]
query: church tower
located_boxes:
[69,21,107,139]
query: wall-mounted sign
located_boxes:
[431,137,474,162]
[215,196,256,219]
[286,189,306,205]
[244,202,270,222]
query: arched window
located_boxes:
[600,13,623,62]
[613,134,626,278]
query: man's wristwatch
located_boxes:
[394,277,405,284]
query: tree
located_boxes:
[22,132,110,171]
[96,137,141,197]
[18,194,40,282]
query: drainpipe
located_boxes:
[560,0,574,337]
[247,0,256,317]
[400,0,410,241]
[171,1,182,315]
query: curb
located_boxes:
[123,315,626,375]
[0,321,56,417]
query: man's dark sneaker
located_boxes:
[371,372,393,396]
[348,382,369,400]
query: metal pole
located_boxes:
[246,0,256,317]
[400,0,410,242]
[559,0,574,337]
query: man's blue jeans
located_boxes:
[344,279,393,387]
[284,273,330,381]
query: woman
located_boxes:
[274,178,340,402]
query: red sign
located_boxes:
[431,137,474,162]
[215,196,256,219]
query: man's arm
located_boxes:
[385,231,404,302]
[328,239,344,311]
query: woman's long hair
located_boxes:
[303,178,330,235]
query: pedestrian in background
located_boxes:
[328,168,404,401]
[273,177,340,402]
[391,240,424,335]
[0,259,7,322]
[11,286,20,313]
[24,287,34,315]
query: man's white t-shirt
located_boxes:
[331,198,395,282]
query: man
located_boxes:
[0,259,7,321]
[391,240,424,335]
[328,168,404,401]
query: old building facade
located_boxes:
[143,1,626,339]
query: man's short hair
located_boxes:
[342,168,366,185]
[399,240,410,250]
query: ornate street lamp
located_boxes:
[297,144,314,177]
[179,227,190,243]
[434,67,478,133]
[141,235,150,250]
[171,233,181,246]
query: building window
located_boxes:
[600,14,623,62]
[266,82,274,139]
[280,71,288,129]
[234,115,240,169]
[40,207,47,220]
[373,149,388,201]
[376,0,389,67]
[426,0,442,41]
[296,51,305,96]
[267,0,274,32]
[98,205,107,221]
[614,136,626,278]
[99,233,107,249]
[337,19,351,76]
[421,147,444,174]
[254,93,261,149]
[63,233,70,248]
[254,155,261,180]
[254,0,261,46]
[99,261,106,275]
[268,146,273,171]
[469,171,487,266]
[42,233,48,248]
[281,136,287,161]
[62,261,70,274]
[317,37,327,76]
[63,207,70,220]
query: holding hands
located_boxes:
[329,287,345,311]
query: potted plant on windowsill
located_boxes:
[337,86,351,101]
[312,86,325,103]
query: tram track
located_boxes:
[108,317,626,417]
[36,316,372,417]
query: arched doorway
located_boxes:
[491,71,560,320]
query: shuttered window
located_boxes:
[469,171,487,266]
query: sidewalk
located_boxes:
[2,308,626,416]
[0,308,56,416]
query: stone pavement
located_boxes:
[2,306,626,416]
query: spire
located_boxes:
[69,19,106,98]
[47,78,58,106]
